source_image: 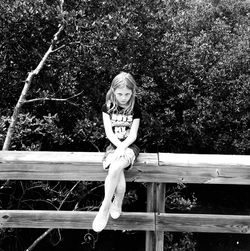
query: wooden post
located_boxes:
[146,183,156,251]
[145,183,165,251]
[155,183,165,251]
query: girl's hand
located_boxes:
[113,146,126,160]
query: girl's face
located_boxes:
[114,86,132,107]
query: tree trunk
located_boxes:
[2,25,64,150]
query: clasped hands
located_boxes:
[112,145,127,161]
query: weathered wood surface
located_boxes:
[1,151,250,184]
[158,153,250,184]
[155,184,165,251]
[0,151,158,182]
[2,210,250,234]
[0,210,154,231]
[0,151,157,164]
[1,149,250,251]
[157,213,250,234]
[146,183,157,251]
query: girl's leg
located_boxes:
[101,158,128,211]
[92,158,129,232]
[110,170,125,219]
[114,170,126,208]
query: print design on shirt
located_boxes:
[111,113,133,140]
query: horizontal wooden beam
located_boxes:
[157,213,250,234]
[158,153,250,184]
[0,210,155,231]
[2,210,250,234]
[0,151,157,165]
[0,151,158,182]
[1,151,250,184]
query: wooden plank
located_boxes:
[159,153,250,168]
[0,210,155,231]
[0,151,157,164]
[0,163,106,181]
[157,213,250,234]
[2,151,250,184]
[145,183,165,251]
[0,151,103,163]
[146,183,157,251]
[158,153,250,184]
[155,184,165,251]
[0,151,158,182]
[3,210,250,234]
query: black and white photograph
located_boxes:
[0,0,250,250]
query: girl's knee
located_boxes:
[110,157,129,171]
[109,159,128,174]
[109,165,122,176]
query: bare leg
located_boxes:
[92,158,128,232]
[101,158,128,211]
[114,171,126,208]
[109,171,126,219]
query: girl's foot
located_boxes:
[92,207,109,232]
[110,198,122,219]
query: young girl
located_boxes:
[92,72,141,232]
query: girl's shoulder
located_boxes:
[133,101,142,119]
[102,103,109,114]
[102,102,113,114]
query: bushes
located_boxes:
[0,113,72,151]
[1,0,250,154]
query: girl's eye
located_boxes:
[116,92,131,96]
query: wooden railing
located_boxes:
[1,151,250,251]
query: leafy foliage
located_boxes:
[0,113,72,150]
[165,232,196,251]
[1,0,250,154]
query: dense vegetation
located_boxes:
[0,0,249,250]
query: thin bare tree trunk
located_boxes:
[2,21,65,150]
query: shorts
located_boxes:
[102,143,140,170]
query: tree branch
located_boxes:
[24,90,84,104]
[25,181,80,251]
[26,229,54,251]
[24,97,71,103]
[51,44,66,53]
[2,3,66,151]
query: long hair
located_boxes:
[106,72,137,114]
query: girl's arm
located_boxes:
[119,118,140,149]
[113,118,140,159]
[103,112,140,149]
[102,112,122,147]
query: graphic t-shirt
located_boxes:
[102,102,141,144]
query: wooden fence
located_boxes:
[1,151,250,251]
